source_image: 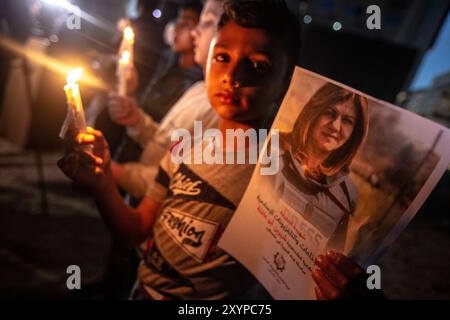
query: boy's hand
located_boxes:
[312,251,381,300]
[57,127,113,193]
[107,91,141,127]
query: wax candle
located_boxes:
[116,25,134,96]
[60,67,87,138]
[117,50,130,96]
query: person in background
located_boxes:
[97,1,203,163]
[124,0,178,97]
[108,0,224,199]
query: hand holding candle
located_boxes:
[58,127,113,193]
[60,67,87,139]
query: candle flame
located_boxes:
[124,26,135,42]
[67,67,83,84]
[120,50,130,64]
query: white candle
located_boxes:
[116,26,134,96]
[60,67,87,138]
[117,50,130,96]
[122,26,135,63]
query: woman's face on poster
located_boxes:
[310,100,357,154]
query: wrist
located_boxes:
[93,165,116,197]
[126,108,146,137]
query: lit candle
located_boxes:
[117,50,130,96]
[116,25,134,96]
[60,67,87,138]
[121,26,135,61]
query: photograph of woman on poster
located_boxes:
[274,82,369,251]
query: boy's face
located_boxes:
[173,8,199,53]
[191,0,224,66]
[206,21,290,126]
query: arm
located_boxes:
[58,128,160,247]
[94,184,161,247]
[111,160,153,198]
[107,93,159,147]
[125,108,159,147]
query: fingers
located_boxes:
[315,286,326,300]
[64,131,93,154]
[79,149,103,166]
[58,150,100,174]
[76,132,95,144]
[107,91,128,106]
[58,152,105,191]
[311,269,341,300]
[326,251,363,279]
[77,128,107,150]
[107,91,130,119]
[64,128,108,162]
[109,107,130,120]
[312,252,368,300]
[57,153,80,180]
[110,106,130,119]
[315,255,349,289]
[86,126,103,138]
[85,128,109,158]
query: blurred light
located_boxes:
[0,35,108,90]
[42,0,114,32]
[67,67,83,85]
[303,15,312,24]
[123,26,135,41]
[152,9,162,19]
[119,50,130,64]
[332,21,342,31]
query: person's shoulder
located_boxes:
[163,81,208,118]
[188,81,206,93]
[182,81,206,98]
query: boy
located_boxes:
[59,0,368,300]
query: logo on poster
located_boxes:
[274,252,286,272]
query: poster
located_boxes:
[218,67,450,300]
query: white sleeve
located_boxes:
[126,108,159,147]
